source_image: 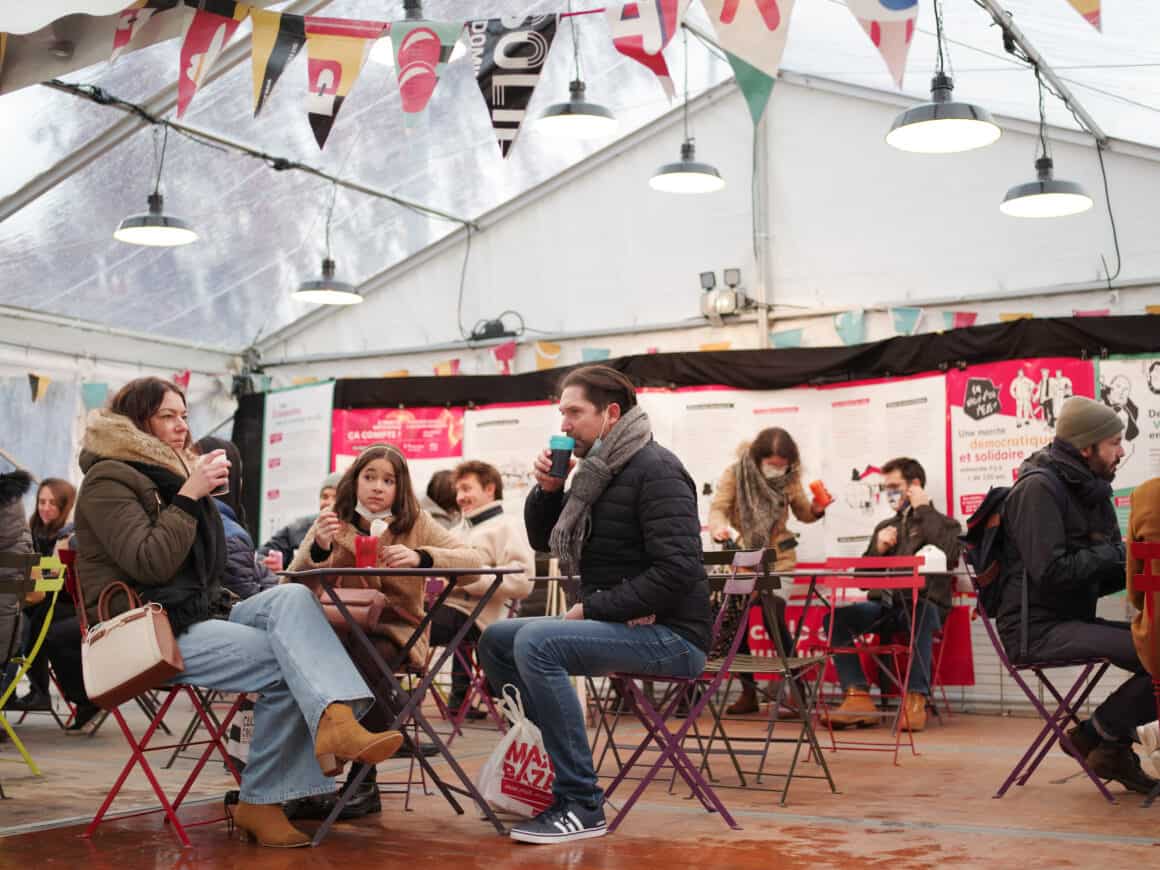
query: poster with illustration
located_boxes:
[816,374,949,556]
[946,358,1096,521]
[1096,355,1160,530]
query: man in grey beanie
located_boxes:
[258,472,341,570]
[997,395,1158,794]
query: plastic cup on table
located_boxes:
[355,535,378,568]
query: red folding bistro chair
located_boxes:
[1129,540,1160,808]
[817,555,926,765]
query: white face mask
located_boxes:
[762,465,788,480]
[356,502,393,524]
[588,409,612,456]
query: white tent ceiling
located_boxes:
[0,0,1157,355]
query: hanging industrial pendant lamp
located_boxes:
[886,0,1000,154]
[650,28,723,194]
[114,127,198,246]
[537,2,616,137]
[999,71,1092,219]
[292,183,364,305]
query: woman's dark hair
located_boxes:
[109,377,190,449]
[29,478,76,541]
[748,427,801,471]
[559,365,638,412]
[333,444,420,536]
[194,436,244,524]
[425,469,459,513]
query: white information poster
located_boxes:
[817,374,949,556]
[259,380,336,544]
[1097,355,1160,530]
[462,401,561,514]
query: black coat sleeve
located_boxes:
[1007,475,1122,597]
[583,467,704,623]
[524,486,566,553]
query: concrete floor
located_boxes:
[1,698,1157,868]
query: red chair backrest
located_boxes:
[1130,540,1160,618]
[822,555,925,590]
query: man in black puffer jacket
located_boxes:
[479,366,710,845]
[998,396,1157,795]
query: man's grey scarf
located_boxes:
[549,406,653,572]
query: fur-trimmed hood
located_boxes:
[0,469,33,507]
[79,409,192,478]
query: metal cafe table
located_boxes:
[279,566,523,845]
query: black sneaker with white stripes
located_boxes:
[509,798,607,844]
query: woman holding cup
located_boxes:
[74,377,403,847]
[288,443,483,816]
[707,427,831,715]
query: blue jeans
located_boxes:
[478,616,706,806]
[824,599,942,697]
[173,584,372,804]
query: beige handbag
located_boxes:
[81,580,185,710]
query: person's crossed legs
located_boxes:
[478,616,705,844]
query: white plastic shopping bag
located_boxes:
[477,684,555,817]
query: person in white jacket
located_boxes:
[430,460,535,716]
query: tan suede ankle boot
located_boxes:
[229,801,311,848]
[314,703,404,777]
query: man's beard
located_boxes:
[1090,455,1119,481]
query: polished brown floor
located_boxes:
[2,700,1158,868]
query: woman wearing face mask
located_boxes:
[707,427,827,715]
[288,443,483,818]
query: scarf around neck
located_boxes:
[734,451,792,549]
[549,405,653,572]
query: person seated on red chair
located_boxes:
[998,397,1157,794]
[824,457,961,733]
[1127,477,1160,778]
[428,460,534,719]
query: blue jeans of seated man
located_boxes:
[172,583,373,805]
[477,616,706,807]
[824,599,942,697]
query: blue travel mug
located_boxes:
[548,435,575,479]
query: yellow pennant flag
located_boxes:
[1065,0,1101,31]
[535,341,562,371]
[999,312,1033,323]
[699,341,732,352]
[0,33,8,85]
[434,359,460,376]
[382,370,410,378]
[28,372,51,403]
[1145,304,1160,315]
[251,8,307,117]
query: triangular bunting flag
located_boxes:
[834,310,865,345]
[580,348,611,362]
[81,382,109,411]
[1146,305,1160,315]
[28,373,50,403]
[176,0,249,119]
[942,311,977,330]
[493,340,518,375]
[392,20,465,129]
[467,16,557,157]
[304,17,385,148]
[173,370,191,390]
[891,306,922,336]
[606,1,690,100]
[0,33,7,84]
[1073,308,1109,318]
[999,312,1033,323]
[1065,0,1101,32]
[535,340,562,370]
[701,0,796,124]
[770,328,803,348]
[847,0,917,89]
[699,341,732,352]
[434,358,461,376]
[111,0,180,63]
[251,8,308,117]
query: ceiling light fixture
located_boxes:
[537,1,616,138]
[114,127,198,247]
[886,0,1000,154]
[293,182,364,305]
[650,29,724,194]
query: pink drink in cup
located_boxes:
[355,535,378,568]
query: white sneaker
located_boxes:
[1137,720,1160,777]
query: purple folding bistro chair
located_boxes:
[968,568,1117,803]
[601,548,768,833]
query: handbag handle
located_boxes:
[96,580,143,624]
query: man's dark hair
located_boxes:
[559,365,638,412]
[882,457,926,487]
[454,460,504,502]
[425,469,459,513]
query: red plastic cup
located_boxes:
[355,535,378,568]
[809,479,834,508]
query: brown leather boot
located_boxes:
[826,687,878,729]
[229,801,311,848]
[900,692,927,732]
[314,703,405,777]
[726,683,759,715]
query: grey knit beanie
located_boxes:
[1056,396,1124,450]
[320,471,342,493]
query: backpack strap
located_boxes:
[1010,466,1069,658]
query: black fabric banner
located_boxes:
[467,15,558,158]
